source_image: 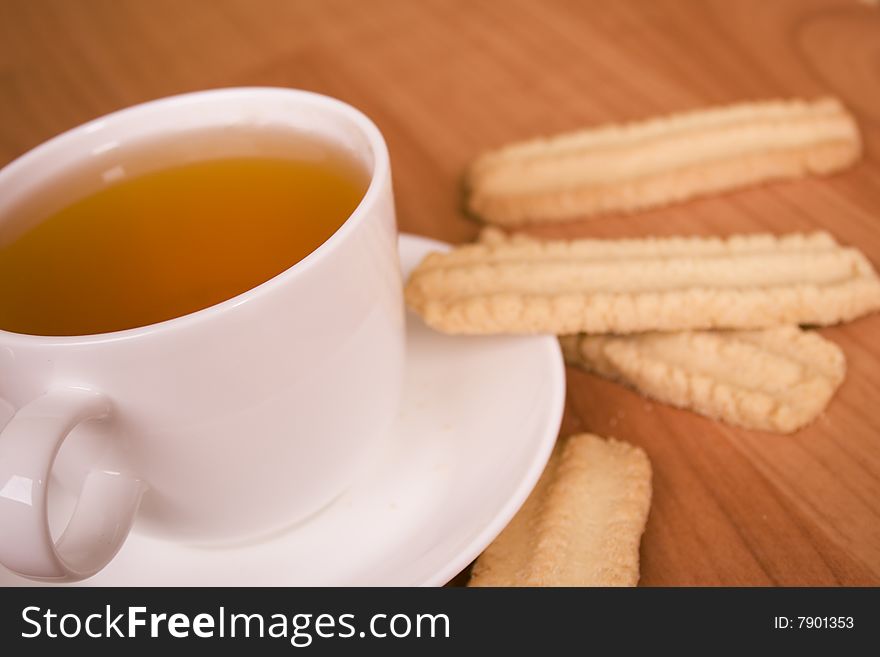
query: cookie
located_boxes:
[466,97,861,225]
[560,327,845,433]
[404,232,880,335]
[469,433,652,587]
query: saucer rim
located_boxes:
[398,233,565,586]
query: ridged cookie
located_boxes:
[469,433,652,587]
[467,97,861,225]
[404,231,880,335]
[560,327,845,433]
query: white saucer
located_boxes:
[1,234,565,586]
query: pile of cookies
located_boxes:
[405,98,880,586]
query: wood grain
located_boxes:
[1,0,878,585]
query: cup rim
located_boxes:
[0,87,391,346]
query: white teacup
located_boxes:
[0,88,405,581]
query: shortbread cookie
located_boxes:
[404,232,880,335]
[467,97,861,225]
[560,327,845,433]
[469,433,652,587]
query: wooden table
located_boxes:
[1,0,878,586]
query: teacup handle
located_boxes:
[0,388,145,581]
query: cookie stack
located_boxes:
[403,97,878,586]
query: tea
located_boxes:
[0,149,368,336]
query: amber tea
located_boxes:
[0,139,368,336]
